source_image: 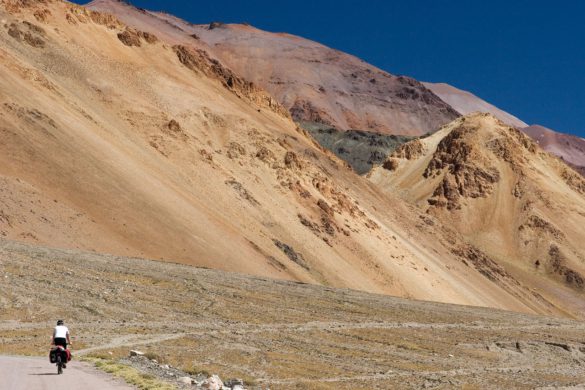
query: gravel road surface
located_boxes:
[0,356,132,390]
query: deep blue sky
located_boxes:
[78,0,584,137]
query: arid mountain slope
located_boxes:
[370,113,585,315]
[426,82,585,176]
[0,0,562,315]
[87,0,585,180]
[523,124,585,173]
[424,82,528,128]
[86,0,460,136]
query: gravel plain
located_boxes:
[2,239,585,389]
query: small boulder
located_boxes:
[139,31,158,44]
[178,376,193,385]
[167,119,182,133]
[317,199,334,216]
[284,151,302,169]
[209,22,224,30]
[382,158,399,171]
[202,375,223,390]
[225,379,244,387]
[129,350,144,357]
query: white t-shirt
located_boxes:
[54,325,69,339]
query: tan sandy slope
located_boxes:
[0,1,583,318]
[0,0,525,308]
[86,0,460,136]
[370,113,585,316]
[423,82,528,128]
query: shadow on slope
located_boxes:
[300,121,415,174]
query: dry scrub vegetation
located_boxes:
[87,357,174,390]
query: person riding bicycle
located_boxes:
[52,320,71,367]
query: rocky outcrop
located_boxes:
[33,8,51,22]
[452,245,509,282]
[117,28,140,46]
[561,167,585,194]
[425,125,500,210]
[6,21,46,48]
[173,45,289,118]
[382,158,399,171]
[519,215,564,240]
[2,0,53,14]
[208,21,224,30]
[117,27,158,47]
[273,239,309,270]
[290,99,335,126]
[391,139,426,160]
[486,126,538,168]
[67,4,123,29]
[284,151,302,169]
[548,245,584,289]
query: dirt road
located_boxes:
[0,356,132,390]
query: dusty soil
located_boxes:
[1,239,585,389]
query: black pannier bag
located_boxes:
[49,348,68,363]
[49,348,57,363]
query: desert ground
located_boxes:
[2,239,585,389]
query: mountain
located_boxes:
[1,0,584,319]
[0,0,541,312]
[370,113,585,315]
[86,0,460,136]
[522,124,585,174]
[0,1,579,315]
[423,82,528,128]
[425,83,585,176]
[86,0,585,180]
[2,2,585,388]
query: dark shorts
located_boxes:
[54,338,67,348]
